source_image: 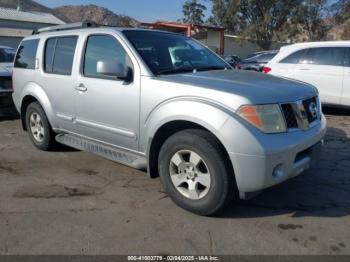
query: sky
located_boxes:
[36,0,213,22]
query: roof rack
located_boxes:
[33,21,98,35]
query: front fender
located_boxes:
[141,98,234,155]
[18,82,57,129]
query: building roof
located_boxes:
[0,28,33,37]
[0,7,65,25]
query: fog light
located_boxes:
[272,164,284,178]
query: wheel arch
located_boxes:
[19,83,56,131]
[143,99,237,179]
[21,95,37,130]
[147,119,235,180]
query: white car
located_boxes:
[264,41,350,107]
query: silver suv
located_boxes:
[12,22,326,215]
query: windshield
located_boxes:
[123,30,230,75]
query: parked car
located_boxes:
[246,50,279,59]
[0,46,15,115]
[12,23,326,215]
[265,41,350,107]
[238,51,278,71]
[0,45,15,92]
[223,55,241,68]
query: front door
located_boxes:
[75,34,140,151]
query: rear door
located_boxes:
[38,35,79,132]
[292,47,345,105]
[341,48,350,106]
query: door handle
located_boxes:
[299,68,311,71]
[74,83,87,92]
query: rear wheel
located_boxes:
[158,129,236,216]
[25,102,57,151]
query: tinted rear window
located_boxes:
[301,47,345,66]
[281,47,346,66]
[44,36,78,75]
[14,39,39,69]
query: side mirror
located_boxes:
[96,60,129,80]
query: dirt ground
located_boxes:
[0,107,349,255]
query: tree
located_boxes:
[331,0,350,39]
[342,21,350,39]
[207,0,241,32]
[240,0,304,49]
[332,0,350,22]
[208,0,346,48]
[209,0,303,49]
[182,0,207,25]
[293,0,331,41]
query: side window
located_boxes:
[301,47,345,66]
[14,39,39,69]
[346,48,350,67]
[44,38,56,72]
[280,49,307,64]
[83,34,132,79]
[44,36,78,75]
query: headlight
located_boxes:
[237,104,286,133]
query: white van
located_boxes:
[265,41,350,107]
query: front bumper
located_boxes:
[221,114,327,196]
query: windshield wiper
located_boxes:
[157,68,195,75]
[157,66,228,75]
[196,66,228,72]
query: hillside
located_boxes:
[0,0,139,27]
[53,5,139,27]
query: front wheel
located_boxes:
[158,129,237,216]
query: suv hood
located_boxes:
[159,70,317,104]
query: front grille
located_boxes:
[302,97,318,123]
[281,103,298,129]
[281,96,319,131]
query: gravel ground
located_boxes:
[0,107,349,255]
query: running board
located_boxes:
[55,134,147,169]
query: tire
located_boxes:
[25,102,57,151]
[158,129,237,216]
